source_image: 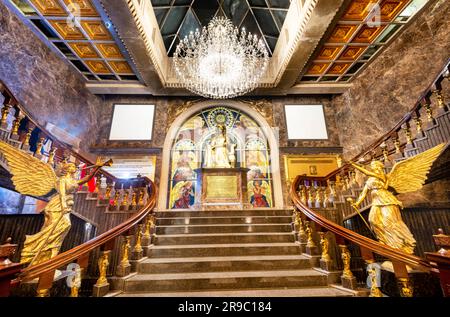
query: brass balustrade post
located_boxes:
[339,244,357,290]
[433,89,448,114]
[305,221,318,256]
[319,232,334,272]
[314,185,323,208]
[392,260,414,297]
[34,137,45,159]
[10,112,23,140]
[423,102,436,129]
[116,235,131,277]
[307,186,314,208]
[22,128,32,151]
[92,250,111,297]
[131,224,144,262]
[120,189,130,211]
[0,104,11,129]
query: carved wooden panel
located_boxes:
[49,20,85,40]
[96,43,124,59]
[69,42,99,58]
[81,21,112,40]
[85,60,111,73]
[338,46,365,60]
[306,62,330,75]
[29,0,66,16]
[62,0,99,17]
[317,46,343,60]
[380,0,409,21]
[341,0,377,21]
[108,61,133,74]
[329,25,358,43]
[327,63,351,75]
[301,0,416,83]
[352,25,385,43]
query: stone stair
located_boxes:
[112,209,354,297]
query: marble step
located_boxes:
[122,269,328,293]
[155,209,293,218]
[138,255,311,273]
[156,223,293,235]
[156,215,293,226]
[154,232,296,245]
[148,243,301,258]
[116,286,354,297]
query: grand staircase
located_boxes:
[112,209,354,297]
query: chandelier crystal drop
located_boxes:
[173,16,269,99]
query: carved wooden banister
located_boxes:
[291,175,431,271]
[0,80,159,296]
[16,182,156,282]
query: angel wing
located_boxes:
[387,143,447,194]
[169,181,187,208]
[0,141,57,196]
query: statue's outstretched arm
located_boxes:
[78,165,103,186]
[354,184,369,208]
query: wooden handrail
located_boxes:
[16,183,157,282]
[304,58,450,183]
[0,80,117,181]
[290,175,431,271]
[288,59,450,273]
[0,80,158,286]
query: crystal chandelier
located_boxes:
[173,16,269,99]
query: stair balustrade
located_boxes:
[0,81,157,297]
[290,58,450,297]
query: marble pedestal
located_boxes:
[194,168,250,210]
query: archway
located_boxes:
[159,100,283,209]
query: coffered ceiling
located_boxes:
[4,0,432,95]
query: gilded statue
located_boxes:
[204,125,236,168]
[96,252,110,286]
[0,141,111,266]
[348,143,446,254]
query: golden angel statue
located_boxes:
[0,141,111,266]
[349,143,446,254]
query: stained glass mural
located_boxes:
[169,106,273,209]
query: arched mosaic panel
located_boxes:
[169,106,273,209]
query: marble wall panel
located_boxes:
[333,0,450,158]
[0,2,102,155]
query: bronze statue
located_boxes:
[348,143,446,254]
[0,141,111,266]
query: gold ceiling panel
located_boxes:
[49,20,85,40]
[68,42,99,58]
[327,63,351,75]
[352,25,385,43]
[379,0,409,21]
[95,43,124,59]
[81,21,112,40]
[62,0,99,17]
[108,61,133,74]
[317,46,343,60]
[341,0,377,21]
[306,62,330,75]
[338,46,365,60]
[329,25,358,43]
[85,60,111,73]
[29,0,66,16]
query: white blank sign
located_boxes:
[284,105,328,140]
[109,104,155,140]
